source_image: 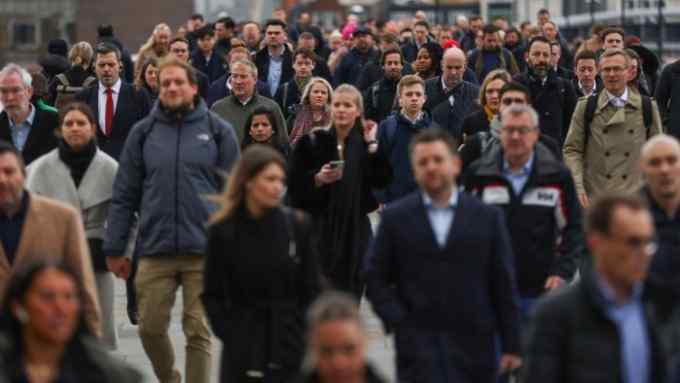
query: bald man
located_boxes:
[640,134,680,296]
[424,47,480,142]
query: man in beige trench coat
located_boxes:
[563,48,662,207]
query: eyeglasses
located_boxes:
[0,87,25,96]
[601,66,627,74]
[609,235,658,255]
[501,126,535,135]
[501,98,526,106]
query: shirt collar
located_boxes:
[606,86,629,104]
[400,111,424,125]
[596,272,644,307]
[9,104,35,128]
[100,78,122,94]
[503,151,535,175]
[441,76,459,93]
[422,187,458,209]
[579,80,597,95]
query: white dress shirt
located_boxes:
[606,86,629,108]
[98,79,122,134]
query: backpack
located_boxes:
[583,92,653,147]
[54,73,96,109]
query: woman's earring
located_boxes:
[15,307,29,324]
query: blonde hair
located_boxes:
[300,77,333,107]
[397,74,425,96]
[138,23,172,58]
[479,69,512,106]
[332,84,364,118]
[68,42,93,68]
[209,145,286,224]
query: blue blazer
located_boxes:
[366,191,521,383]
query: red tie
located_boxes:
[105,88,113,137]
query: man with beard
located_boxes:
[366,128,522,383]
[255,19,294,98]
[334,27,380,87]
[0,64,58,165]
[514,36,577,146]
[105,57,239,383]
[74,43,152,160]
[363,47,406,123]
[468,24,519,82]
[424,47,480,141]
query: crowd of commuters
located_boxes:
[1,6,680,383]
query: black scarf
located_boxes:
[321,123,366,296]
[58,138,96,187]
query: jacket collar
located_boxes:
[151,97,211,123]
[473,141,561,178]
[596,86,642,112]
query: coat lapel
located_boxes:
[12,194,44,267]
[112,84,130,128]
[414,193,444,249]
[21,106,43,157]
[444,192,471,248]
[0,114,11,143]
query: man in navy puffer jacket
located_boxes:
[104,58,239,383]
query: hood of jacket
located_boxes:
[150,97,211,125]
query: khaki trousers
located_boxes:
[136,255,212,383]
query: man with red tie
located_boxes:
[75,43,151,160]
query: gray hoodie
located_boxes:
[104,99,240,258]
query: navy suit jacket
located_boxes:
[74,82,151,160]
[366,191,521,382]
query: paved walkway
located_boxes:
[110,279,395,382]
[111,213,394,382]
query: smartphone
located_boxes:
[329,160,345,169]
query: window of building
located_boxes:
[12,22,37,46]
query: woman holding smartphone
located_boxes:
[289,84,392,298]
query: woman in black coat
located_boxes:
[242,106,290,159]
[289,84,392,297]
[201,145,323,383]
[0,261,142,383]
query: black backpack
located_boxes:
[583,92,653,147]
[54,73,96,109]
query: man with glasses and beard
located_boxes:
[514,36,577,147]
[104,57,239,383]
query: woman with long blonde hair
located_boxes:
[289,84,392,297]
[288,77,333,146]
[135,23,171,78]
[202,145,322,383]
